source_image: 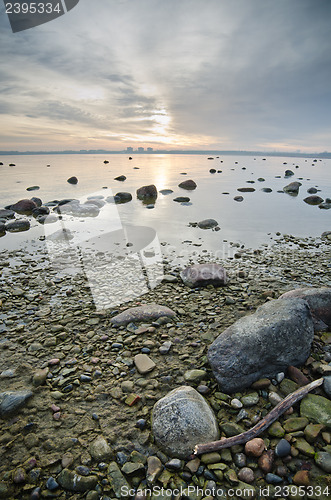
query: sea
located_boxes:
[0,153,330,264]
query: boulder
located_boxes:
[5,220,30,232]
[111,304,176,326]
[197,219,219,229]
[152,386,219,458]
[0,209,15,219]
[208,298,314,393]
[234,196,244,202]
[137,184,158,200]
[114,192,132,204]
[283,182,302,195]
[279,287,331,330]
[30,197,42,207]
[32,207,50,217]
[0,223,5,235]
[284,170,294,177]
[178,179,197,190]
[180,263,227,288]
[303,196,324,205]
[11,199,37,215]
[67,176,78,184]
[307,187,318,194]
[114,175,126,181]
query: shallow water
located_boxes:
[0,153,330,258]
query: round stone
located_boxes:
[275,438,291,457]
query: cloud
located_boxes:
[0,0,330,151]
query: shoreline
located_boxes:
[0,236,330,499]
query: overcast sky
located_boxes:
[0,0,330,152]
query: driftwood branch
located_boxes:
[194,377,324,456]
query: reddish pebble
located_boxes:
[51,404,60,413]
[53,412,61,420]
[258,450,275,473]
[238,467,255,483]
[48,358,60,366]
[293,470,310,486]
[245,438,265,457]
[90,357,100,364]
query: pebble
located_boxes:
[244,438,265,457]
[134,354,156,374]
[265,473,283,484]
[46,477,59,490]
[275,438,291,457]
[231,398,243,409]
[238,467,254,483]
[165,458,182,470]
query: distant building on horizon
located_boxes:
[138,147,144,153]
[147,147,153,152]
[126,147,133,153]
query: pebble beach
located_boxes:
[1,229,331,499]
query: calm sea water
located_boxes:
[0,154,330,258]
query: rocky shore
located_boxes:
[0,235,331,500]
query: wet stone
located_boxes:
[275,438,291,457]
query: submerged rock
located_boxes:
[180,263,227,288]
[173,197,190,203]
[237,187,255,192]
[208,298,314,393]
[111,304,176,326]
[152,386,219,458]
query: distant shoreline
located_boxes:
[1,150,331,158]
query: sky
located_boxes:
[0,0,331,152]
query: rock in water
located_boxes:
[279,287,331,329]
[11,199,37,215]
[178,179,197,190]
[5,220,30,233]
[0,390,33,417]
[111,304,176,326]
[180,263,227,288]
[152,386,219,458]
[67,176,78,184]
[136,184,158,200]
[0,209,15,219]
[283,182,302,195]
[208,298,314,393]
[197,219,219,229]
[303,195,324,205]
[113,192,132,204]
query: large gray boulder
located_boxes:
[180,263,227,288]
[283,182,302,195]
[279,287,331,330]
[208,298,314,393]
[152,386,219,458]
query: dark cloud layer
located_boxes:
[0,0,330,151]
